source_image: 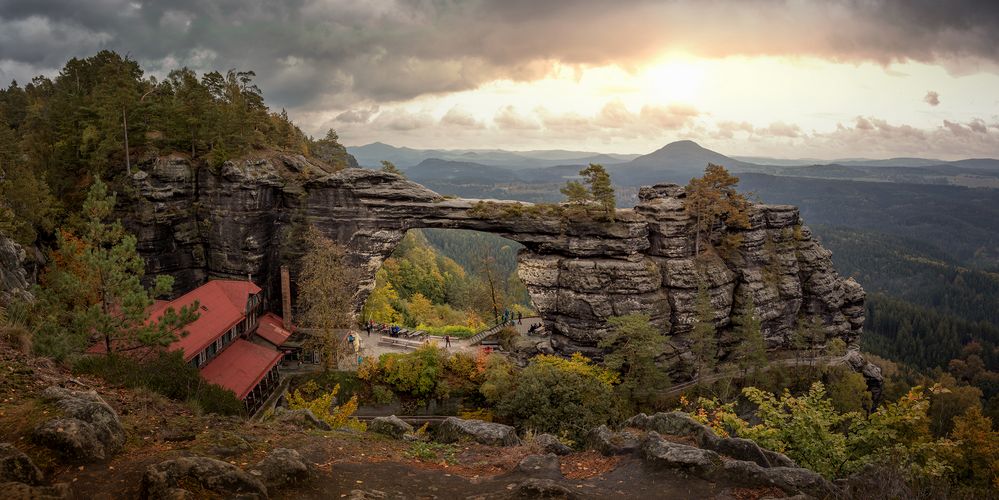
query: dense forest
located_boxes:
[0,50,353,248]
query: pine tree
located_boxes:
[580,163,615,220]
[691,281,718,378]
[684,164,750,255]
[732,294,767,377]
[32,178,197,359]
[559,180,591,204]
[381,160,403,175]
[601,314,670,411]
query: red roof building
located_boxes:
[90,279,288,414]
[256,312,294,347]
[200,339,283,400]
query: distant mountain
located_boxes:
[609,140,760,185]
[346,143,638,169]
[405,158,521,184]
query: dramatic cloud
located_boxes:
[1,0,997,112]
[925,91,940,106]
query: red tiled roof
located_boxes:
[256,312,293,347]
[153,280,261,361]
[200,339,283,399]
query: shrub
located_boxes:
[494,353,618,444]
[74,352,244,415]
[286,379,363,430]
[419,324,476,338]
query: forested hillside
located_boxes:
[0,50,354,248]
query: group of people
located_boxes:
[501,309,523,326]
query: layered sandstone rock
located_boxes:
[118,155,866,381]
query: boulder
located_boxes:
[641,432,722,477]
[140,456,268,500]
[0,482,70,499]
[0,443,43,485]
[251,448,309,488]
[515,454,562,479]
[32,387,125,463]
[368,415,413,439]
[585,425,642,456]
[533,434,572,456]
[271,407,332,431]
[435,417,520,446]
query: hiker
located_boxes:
[366,321,372,336]
[518,311,522,324]
[444,335,451,348]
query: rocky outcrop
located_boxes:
[585,425,642,456]
[435,417,520,446]
[533,434,572,456]
[0,481,70,499]
[31,387,125,462]
[0,232,32,304]
[625,412,795,468]
[123,155,866,377]
[642,432,841,499]
[368,415,413,439]
[140,456,268,500]
[251,448,309,488]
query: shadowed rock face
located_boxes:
[124,154,864,374]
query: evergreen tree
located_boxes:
[601,314,670,411]
[559,180,591,204]
[580,163,615,220]
[31,179,197,359]
[733,294,767,377]
[691,281,718,378]
[684,164,750,255]
[381,160,403,175]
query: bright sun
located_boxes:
[641,59,706,103]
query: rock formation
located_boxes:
[122,153,865,377]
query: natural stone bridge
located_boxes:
[127,154,864,371]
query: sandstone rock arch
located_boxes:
[128,155,864,367]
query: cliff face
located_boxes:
[124,154,865,374]
[0,231,32,303]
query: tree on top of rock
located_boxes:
[380,160,403,176]
[684,164,750,256]
[560,163,616,221]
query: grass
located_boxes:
[405,441,459,464]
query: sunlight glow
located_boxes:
[640,59,706,103]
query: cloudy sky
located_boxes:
[2,0,998,159]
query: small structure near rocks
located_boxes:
[31,386,125,462]
[140,456,268,500]
[435,417,520,446]
[368,415,413,439]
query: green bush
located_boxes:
[494,353,618,444]
[419,325,476,338]
[74,352,244,416]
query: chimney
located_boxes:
[281,265,292,329]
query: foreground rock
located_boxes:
[533,434,572,456]
[585,425,642,456]
[140,456,268,500]
[642,432,840,498]
[435,417,520,446]
[626,412,794,468]
[368,415,413,439]
[251,448,309,488]
[515,454,562,480]
[32,386,125,462]
[0,443,43,485]
[271,407,332,431]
